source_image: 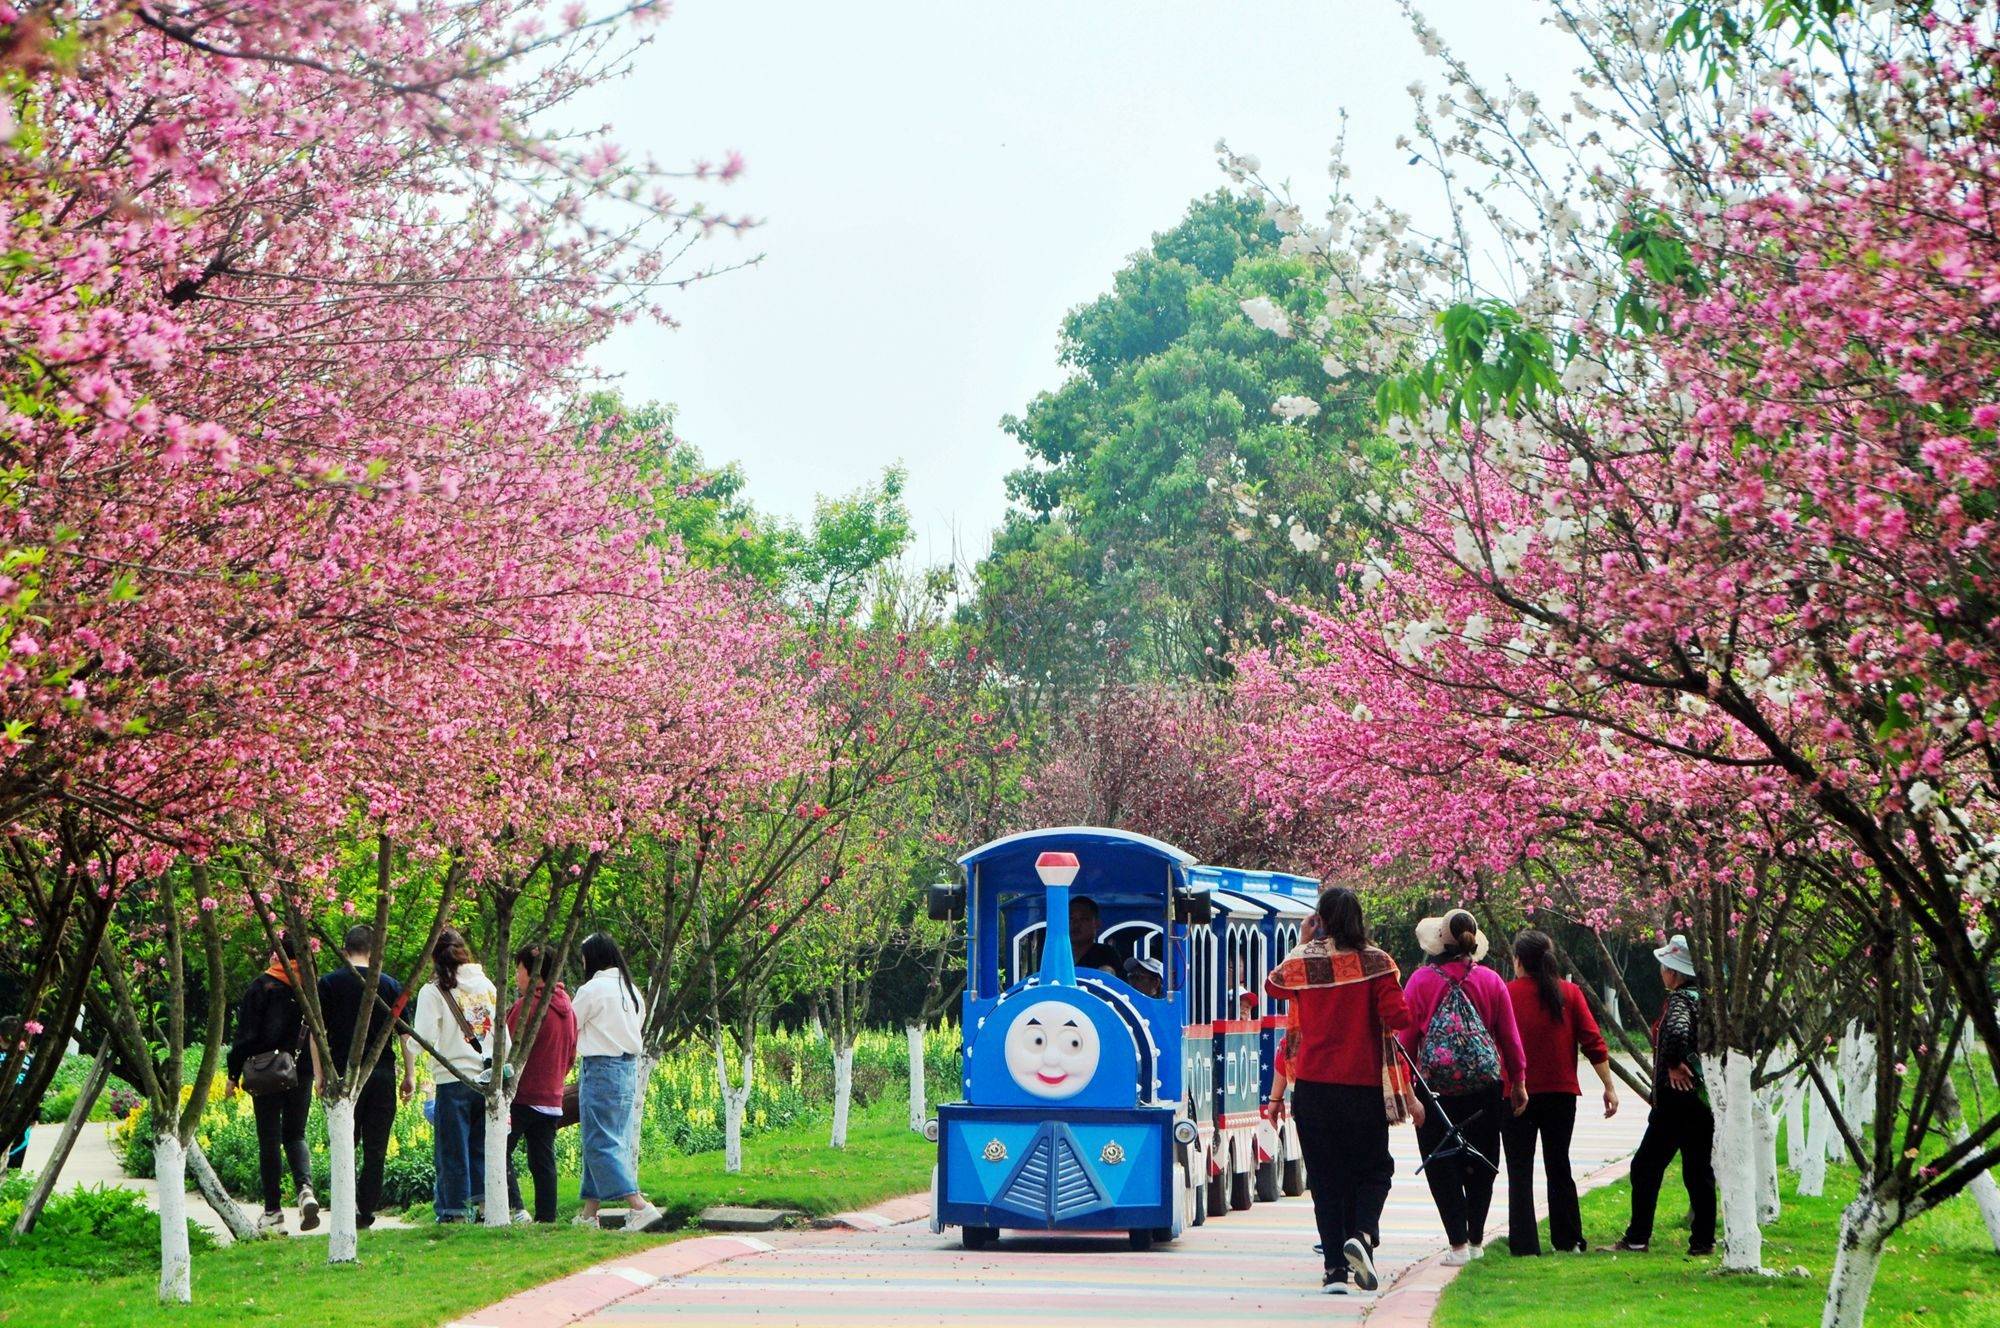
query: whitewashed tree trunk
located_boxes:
[1822,1187,1901,1328]
[1800,1066,1832,1198]
[1711,1049,1764,1271]
[1939,1076,2000,1252]
[325,1096,358,1262]
[1754,1083,1781,1226]
[715,1035,753,1175]
[188,1143,257,1242]
[482,1086,512,1225]
[1844,1028,1875,1135]
[906,1023,927,1133]
[1784,1072,1808,1173]
[626,1051,656,1179]
[829,1042,856,1149]
[155,1136,192,1304]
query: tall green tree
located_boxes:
[975,192,1399,702]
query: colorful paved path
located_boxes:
[460,1067,1650,1328]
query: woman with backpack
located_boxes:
[412,928,498,1223]
[570,933,662,1233]
[1264,887,1416,1297]
[1502,930,1618,1255]
[224,935,321,1233]
[1397,909,1527,1266]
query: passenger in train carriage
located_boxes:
[1121,954,1165,999]
[1068,895,1122,973]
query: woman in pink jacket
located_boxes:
[1397,910,1527,1265]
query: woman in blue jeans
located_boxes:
[412,929,498,1222]
[569,933,662,1232]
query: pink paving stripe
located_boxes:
[447,1233,788,1328]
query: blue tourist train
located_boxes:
[923,825,1319,1250]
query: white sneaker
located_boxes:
[1343,1236,1379,1291]
[297,1187,320,1232]
[1443,1245,1474,1267]
[511,1209,533,1225]
[256,1210,286,1234]
[1470,1243,1486,1259]
[624,1201,665,1233]
[572,1214,600,1229]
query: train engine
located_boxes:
[926,827,1205,1250]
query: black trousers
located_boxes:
[354,1075,399,1222]
[1292,1081,1394,1279]
[253,1074,314,1212]
[1414,1082,1504,1248]
[1503,1092,1581,1254]
[506,1104,561,1222]
[1622,1088,1716,1251]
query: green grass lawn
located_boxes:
[0,1094,934,1328]
[1435,1165,1999,1328]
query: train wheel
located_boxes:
[1229,1164,1253,1211]
[1190,1160,1207,1226]
[1128,1228,1155,1251]
[1281,1156,1307,1197]
[1206,1166,1229,1216]
[961,1226,998,1250]
[1255,1157,1281,1203]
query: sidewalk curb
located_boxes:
[1363,1156,1636,1327]
[445,1192,931,1328]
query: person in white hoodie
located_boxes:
[570,932,662,1232]
[412,928,498,1222]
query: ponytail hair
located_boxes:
[1513,929,1565,1019]
[580,932,640,1012]
[1444,909,1481,958]
[1315,886,1368,951]
[432,928,472,992]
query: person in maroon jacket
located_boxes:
[1502,930,1619,1255]
[1265,887,1416,1298]
[505,941,578,1223]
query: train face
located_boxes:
[926,828,1206,1251]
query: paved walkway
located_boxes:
[460,1075,1650,1328]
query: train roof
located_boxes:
[958,825,1197,870]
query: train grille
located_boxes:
[994,1123,1110,1220]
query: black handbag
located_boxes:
[242,1049,298,1096]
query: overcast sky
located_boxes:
[581,0,1577,566]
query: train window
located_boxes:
[1010,921,1045,986]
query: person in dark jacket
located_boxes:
[1614,933,1716,1255]
[505,942,577,1223]
[316,925,415,1230]
[226,935,319,1233]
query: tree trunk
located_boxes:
[325,1096,358,1262]
[829,1042,856,1150]
[187,1142,257,1243]
[1711,1049,1764,1271]
[626,1051,655,1180]
[1784,1071,1807,1174]
[13,1043,109,1236]
[1939,1076,2000,1253]
[482,1086,512,1225]
[715,1033,753,1175]
[906,1022,927,1133]
[1800,1064,1833,1198]
[1754,1082,1781,1226]
[155,1136,192,1304]
[1838,1025,1874,1143]
[1821,1186,1901,1328]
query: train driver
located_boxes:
[1069,895,1123,974]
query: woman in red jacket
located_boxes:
[506,942,578,1223]
[1502,930,1618,1255]
[1265,887,1415,1298]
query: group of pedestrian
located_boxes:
[223,925,661,1234]
[1266,888,1712,1296]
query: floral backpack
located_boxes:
[1416,970,1503,1096]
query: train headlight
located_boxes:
[1174,1119,1199,1146]
[923,1118,940,1143]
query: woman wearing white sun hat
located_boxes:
[1612,933,1717,1256]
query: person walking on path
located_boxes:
[226,935,322,1233]
[1264,887,1415,1297]
[1398,909,1527,1266]
[505,941,576,1224]
[317,924,416,1230]
[570,933,662,1233]
[412,928,498,1224]
[1502,930,1618,1256]
[1614,933,1716,1256]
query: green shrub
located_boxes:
[0,1182,214,1281]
